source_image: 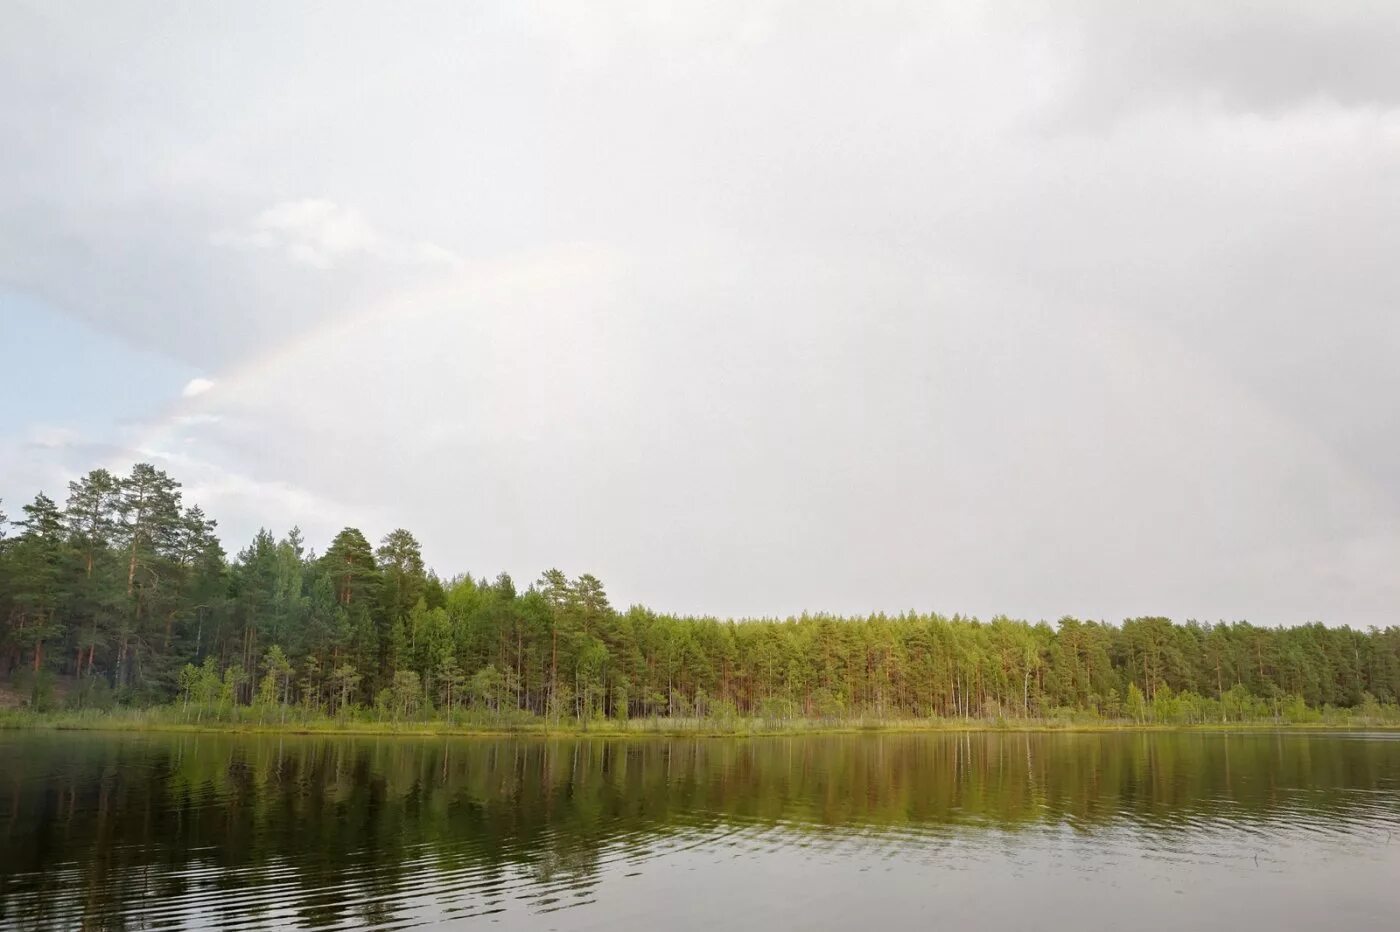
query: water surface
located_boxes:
[2,731,1398,930]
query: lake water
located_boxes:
[2,731,1398,931]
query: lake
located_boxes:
[2,731,1398,930]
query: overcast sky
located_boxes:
[3,2,1398,626]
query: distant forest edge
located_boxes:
[2,463,1399,728]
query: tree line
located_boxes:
[2,463,1399,723]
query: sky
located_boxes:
[2,1,1398,626]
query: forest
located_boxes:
[2,463,1399,727]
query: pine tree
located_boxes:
[321,528,379,607]
[65,469,118,578]
[116,464,182,596]
[8,493,68,675]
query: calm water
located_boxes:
[2,731,1399,931]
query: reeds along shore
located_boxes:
[5,703,1400,739]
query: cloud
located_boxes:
[212,199,459,271]
[182,378,215,398]
[132,443,381,549]
[4,3,1400,625]
[25,425,82,450]
[1051,1,1400,124]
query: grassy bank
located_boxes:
[5,705,1399,739]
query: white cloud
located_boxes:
[25,425,81,450]
[6,3,1400,624]
[182,377,215,398]
[132,444,381,548]
[211,199,459,271]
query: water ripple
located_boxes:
[3,731,1400,930]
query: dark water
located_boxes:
[2,731,1399,931]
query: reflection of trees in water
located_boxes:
[2,733,1399,929]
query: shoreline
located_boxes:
[5,713,1398,740]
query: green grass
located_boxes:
[4,705,1398,739]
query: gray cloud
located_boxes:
[3,1,1398,625]
[1059,2,1400,119]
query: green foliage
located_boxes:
[1125,683,1148,723]
[10,666,57,711]
[4,460,1400,729]
[469,664,504,711]
[330,663,362,716]
[436,651,465,712]
[387,670,423,720]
